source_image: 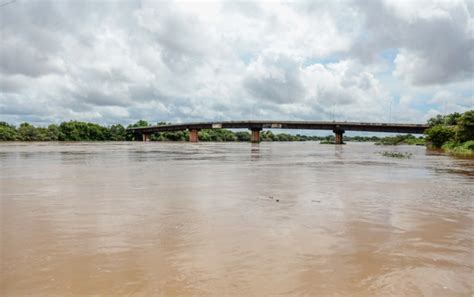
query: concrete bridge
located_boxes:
[127,120,429,144]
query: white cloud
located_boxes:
[0,0,472,126]
[354,0,473,85]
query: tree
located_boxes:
[18,123,39,141]
[129,120,150,128]
[126,120,150,141]
[59,121,82,141]
[261,131,275,141]
[425,125,455,148]
[198,130,212,141]
[86,123,108,140]
[235,131,250,142]
[427,115,444,127]
[445,112,461,125]
[109,124,127,141]
[163,130,188,141]
[47,124,61,141]
[427,112,462,127]
[0,122,18,141]
[58,121,108,141]
[455,110,474,142]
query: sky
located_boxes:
[0,0,473,127]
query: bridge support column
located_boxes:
[189,129,199,143]
[333,129,345,145]
[250,128,262,143]
[142,133,151,142]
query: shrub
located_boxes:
[425,125,455,148]
[455,110,474,142]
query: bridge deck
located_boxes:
[127,120,429,134]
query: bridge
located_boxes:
[127,120,429,144]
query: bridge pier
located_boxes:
[142,133,151,142]
[333,129,345,144]
[250,128,262,143]
[189,129,199,142]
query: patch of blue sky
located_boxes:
[302,55,342,67]
[391,93,435,114]
[411,98,436,113]
[379,48,398,66]
[240,52,257,65]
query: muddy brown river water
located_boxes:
[0,142,473,296]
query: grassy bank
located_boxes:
[441,141,474,156]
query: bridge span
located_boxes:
[127,120,429,144]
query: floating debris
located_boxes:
[378,151,412,159]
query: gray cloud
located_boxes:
[244,55,306,104]
[0,36,64,77]
[352,0,473,85]
[0,0,471,126]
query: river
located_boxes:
[0,142,473,296]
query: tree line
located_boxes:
[0,111,472,149]
[0,120,334,142]
[0,121,129,141]
[0,119,383,142]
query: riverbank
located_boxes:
[424,111,473,157]
[441,141,474,156]
[374,134,426,146]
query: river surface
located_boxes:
[0,142,473,296]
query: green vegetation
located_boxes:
[441,140,474,156]
[198,129,237,142]
[425,110,473,156]
[379,151,412,159]
[346,135,381,142]
[0,120,328,142]
[1,111,471,149]
[427,112,462,126]
[0,122,19,141]
[374,134,425,146]
[320,140,336,144]
[0,121,129,141]
[424,125,455,147]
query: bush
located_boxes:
[425,125,455,148]
[18,123,39,141]
[234,131,250,142]
[0,122,18,141]
[455,110,474,142]
[442,140,474,155]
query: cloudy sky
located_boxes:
[0,0,473,126]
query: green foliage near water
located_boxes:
[374,134,425,146]
[441,140,474,156]
[379,151,413,159]
[425,110,473,155]
[427,112,462,126]
[0,120,330,142]
[0,121,129,141]
[424,125,455,147]
[347,135,381,142]
[319,140,336,144]
[199,129,237,142]
[2,111,471,148]
[0,122,19,141]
